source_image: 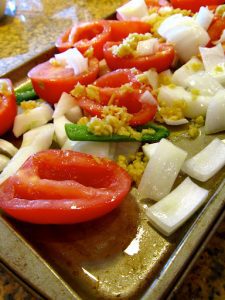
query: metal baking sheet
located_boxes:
[0,47,225,300]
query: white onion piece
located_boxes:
[65,106,83,123]
[136,38,159,57]
[205,90,225,134]
[53,92,77,119]
[185,72,223,96]
[137,69,159,89]
[185,95,211,118]
[142,143,159,159]
[182,138,225,182]
[146,177,209,236]
[163,117,189,126]
[172,57,204,87]
[140,90,157,106]
[196,6,214,30]
[158,85,192,105]
[116,0,148,20]
[200,43,225,72]
[62,140,111,158]
[21,124,54,148]
[158,15,210,62]
[0,155,10,172]
[54,116,72,148]
[138,139,187,201]
[54,48,88,76]
[0,139,18,157]
[114,142,141,159]
[13,103,53,138]
[0,130,53,184]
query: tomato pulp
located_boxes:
[0,150,131,224]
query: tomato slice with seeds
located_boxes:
[208,16,225,44]
[28,57,99,104]
[170,0,224,13]
[0,150,131,224]
[56,20,112,60]
[103,41,175,73]
[0,79,17,136]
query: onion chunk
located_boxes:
[138,139,187,201]
[146,177,209,236]
[182,138,225,182]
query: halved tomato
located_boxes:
[103,41,175,72]
[0,79,17,136]
[170,0,224,13]
[28,57,99,104]
[0,150,131,224]
[56,20,112,60]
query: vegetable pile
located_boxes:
[0,0,225,235]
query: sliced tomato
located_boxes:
[28,57,99,104]
[208,16,225,43]
[78,88,157,126]
[145,0,171,7]
[56,20,112,60]
[108,20,151,41]
[0,79,17,136]
[0,150,131,224]
[103,41,175,72]
[170,0,224,13]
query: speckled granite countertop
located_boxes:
[0,1,225,299]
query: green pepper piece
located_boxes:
[15,81,38,104]
[65,123,170,143]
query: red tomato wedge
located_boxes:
[0,150,131,224]
[28,57,99,104]
[103,41,175,72]
[145,0,171,7]
[0,79,17,136]
[208,16,225,43]
[170,0,224,13]
[56,20,112,59]
[108,20,151,41]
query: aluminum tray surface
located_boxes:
[0,49,225,300]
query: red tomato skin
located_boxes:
[208,16,225,43]
[56,20,112,60]
[0,79,17,136]
[103,41,175,73]
[170,0,224,13]
[28,57,99,104]
[108,20,151,41]
[0,150,131,224]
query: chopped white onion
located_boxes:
[54,48,88,76]
[185,71,223,96]
[142,143,159,159]
[0,139,18,157]
[13,103,53,138]
[114,142,141,159]
[21,124,54,148]
[205,90,225,134]
[195,6,214,30]
[172,57,204,87]
[65,105,83,123]
[182,138,225,182]
[62,140,112,158]
[116,0,148,20]
[136,38,159,57]
[158,14,210,62]
[0,130,54,184]
[137,69,159,89]
[163,117,189,126]
[138,138,187,201]
[0,155,10,172]
[200,43,225,72]
[140,90,157,106]
[53,92,77,119]
[146,177,209,236]
[54,116,72,148]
